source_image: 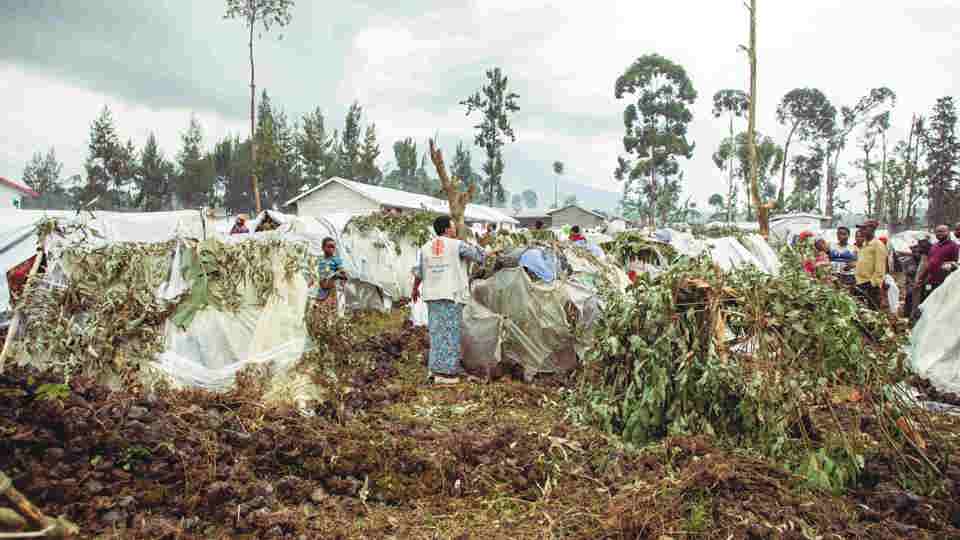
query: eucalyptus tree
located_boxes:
[614,53,697,226]
[224,0,295,213]
[461,68,520,207]
[775,88,836,206]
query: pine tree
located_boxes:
[217,136,254,214]
[461,68,520,206]
[925,97,959,226]
[298,107,334,189]
[82,106,136,209]
[356,123,382,185]
[22,148,63,196]
[138,133,174,211]
[176,116,215,208]
[338,102,363,179]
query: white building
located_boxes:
[0,177,38,210]
[283,177,519,227]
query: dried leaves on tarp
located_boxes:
[581,258,943,494]
[16,241,177,377]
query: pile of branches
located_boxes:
[344,212,437,255]
[602,230,677,267]
[582,258,946,493]
[691,223,755,242]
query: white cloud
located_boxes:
[2,0,958,213]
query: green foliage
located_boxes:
[345,211,437,255]
[22,147,63,196]
[461,67,520,207]
[615,53,697,225]
[581,258,934,493]
[177,115,216,208]
[925,96,959,226]
[356,123,382,185]
[82,106,138,209]
[298,107,335,190]
[139,133,175,211]
[602,231,676,267]
[36,383,70,402]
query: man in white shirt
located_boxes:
[411,216,485,384]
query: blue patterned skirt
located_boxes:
[427,300,464,376]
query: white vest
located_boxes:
[420,237,470,303]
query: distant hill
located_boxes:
[504,177,622,213]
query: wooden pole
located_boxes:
[0,249,43,373]
[746,0,768,237]
[0,470,78,538]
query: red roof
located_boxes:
[0,177,39,198]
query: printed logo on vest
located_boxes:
[432,238,445,256]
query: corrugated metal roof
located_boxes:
[546,204,606,219]
[284,177,518,224]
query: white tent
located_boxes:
[911,271,960,393]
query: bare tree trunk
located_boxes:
[880,130,888,223]
[249,17,262,214]
[778,123,797,208]
[727,116,736,222]
[746,0,767,236]
[429,140,475,239]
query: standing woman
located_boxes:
[411,216,485,384]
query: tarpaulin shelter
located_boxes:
[911,270,960,393]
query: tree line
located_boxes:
[615,53,960,228]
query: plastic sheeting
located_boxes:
[911,271,960,393]
[470,267,599,380]
[706,237,768,274]
[151,249,313,394]
[739,234,782,275]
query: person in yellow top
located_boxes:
[853,221,887,310]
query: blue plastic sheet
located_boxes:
[519,248,557,283]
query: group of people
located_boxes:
[800,220,959,317]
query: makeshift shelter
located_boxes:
[0,210,393,398]
[911,270,960,393]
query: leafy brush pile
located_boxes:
[581,258,945,493]
[16,238,314,379]
[345,211,437,255]
[602,230,677,267]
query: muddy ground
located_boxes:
[2,311,960,539]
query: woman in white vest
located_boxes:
[411,215,486,384]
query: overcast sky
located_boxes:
[1,0,958,211]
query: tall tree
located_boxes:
[924,97,959,226]
[744,0,767,235]
[775,88,836,206]
[552,161,564,209]
[138,133,174,211]
[217,135,254,213]
[824,87,896,220]
[176,116,215,208]
[614,53,697,226]
[450,141,479,190]
[22,148,63,197]
[356,123,382,185]
[224,0,295,214]
[786,147,826,212]
[298,107,334,189]
[712,89,748,222]
[386,137,419,191]
[337,102,364,179]
[82,106,136,209]
[522,189,538,209]
[511,193,524,213]
[713,132,783,220]
[563,194,578,207]
[461,67,520,207]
